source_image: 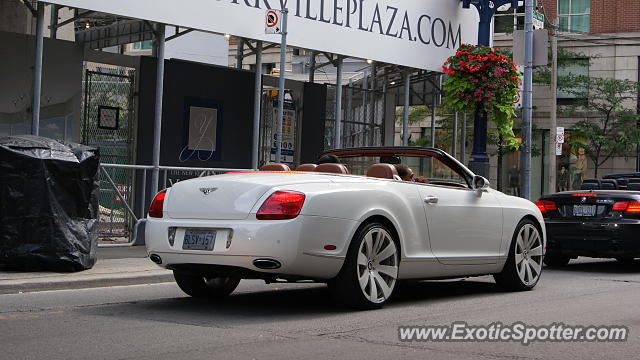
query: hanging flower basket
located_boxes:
[442,44,522,149]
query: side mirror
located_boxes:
[472,175,490,192]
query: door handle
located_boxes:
[424,195,439,204]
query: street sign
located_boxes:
[265,9,282,34]
[533,11,545,29]
[556,142,563,156]
[556,127,565,144]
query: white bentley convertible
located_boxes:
[145,147,545,309]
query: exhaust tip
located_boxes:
[253,258,281,270]
[149,254,162,264]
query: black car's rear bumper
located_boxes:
[545,219,640,258]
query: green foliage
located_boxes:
[562,76,640,177]
[442,44,521,149]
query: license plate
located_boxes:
[573,205,596,217]
[182,230,216,250]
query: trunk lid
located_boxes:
[165,172,330,220]
[541,190,640,220]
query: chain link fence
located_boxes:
[81,63,136,243]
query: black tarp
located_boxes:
[0,135,100,271]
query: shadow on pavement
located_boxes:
[77,278,501,325]
[544,258,640,274]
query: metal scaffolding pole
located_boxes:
[549,20,559,193]
[521,0,534,200]
[50,4,59,39]
[402,71,411,146]
[274,11,288,163]
[150,24,166,194]
[308,51,316,83]
[236,37,244,69]
[251,41,263,170]
[430,77,438,148]
[347,77,353,145]
[31,1,45,136]
[334,56,344,149]
[452,112,458,158]
[369,62,377,146]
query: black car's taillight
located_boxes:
[535,200,556,215]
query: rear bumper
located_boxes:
[545,219,640,258]
[144,215,358,280]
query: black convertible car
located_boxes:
[536,173,640,266]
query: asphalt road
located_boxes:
[1,258,639,360]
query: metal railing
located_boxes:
[98,164,252,247]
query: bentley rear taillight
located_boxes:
[256,191,305,220]
[535,200,556,214]
[149,190,167,218]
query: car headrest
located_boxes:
[296,164,318,172]
[367,163,398,179]
[628,183,640,191]
[601,179,617,190]
[315,163,349,174]
[259,163,291,171]
[580,183,599,190]
[617,178,629,188]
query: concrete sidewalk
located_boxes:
[0,246,174,295]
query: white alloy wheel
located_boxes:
[329,222,399,309]
[494,219,543,291]
[514,224,544,286]
[356,227,399,304]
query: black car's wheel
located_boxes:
[543,252,571,267]
[173,271,240,298]
[329,222,399,309]
[494,219,544,291]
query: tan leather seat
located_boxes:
[259,163,291,171]
[296,164,318,172]
[367,163,398,179]
[315,163,349,174]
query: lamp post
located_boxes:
[461,0,519,178]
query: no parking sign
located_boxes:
[265,9,282,34]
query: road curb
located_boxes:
[0,272,175,295]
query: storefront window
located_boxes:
[556,131,589,192]
[499,129,549,199]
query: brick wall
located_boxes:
[538,0,640,34]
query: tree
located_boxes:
[561,76,640,177]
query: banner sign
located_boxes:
[45,0,481,71]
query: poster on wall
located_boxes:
[270,101,296,164]
[179,99,223,163]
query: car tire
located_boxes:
[494,219,544,291]
[543,252,571,267]
[173,271,240,298]
[329,222,400,309]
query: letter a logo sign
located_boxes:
[265,9,282,34]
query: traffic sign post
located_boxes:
[266,9,288,163]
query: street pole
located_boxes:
[31,1,45,136]
[335,56,344,149]
[461,113,467,164]
[549,20,558,193]
[151,23,166,194]
[275,9,288,163]
[50,4,59,39]
[521,0,534,200]
[452,112,458,158]
[403,71,411,146]
[251,41,263,170]
[308,51,316,83]
[463,0,520,178]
